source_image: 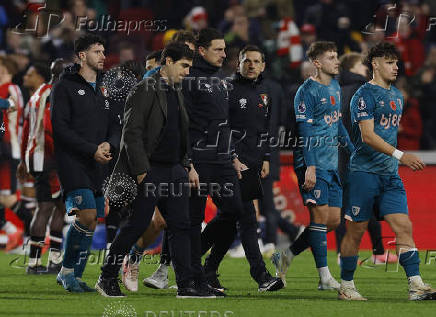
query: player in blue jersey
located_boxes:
[338,42,435,301]
[272,41,354,291]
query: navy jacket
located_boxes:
[229,73,271,169]
[182,55,235,165]
[50,64,121,195]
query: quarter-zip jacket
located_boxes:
[50,64,121,195]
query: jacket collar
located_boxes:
[193,54,221,75]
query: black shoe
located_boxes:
[95,275,125,297]
[205,271,226,292]
[177,282,216,299]
[44,261,62,274]
[26,265,47,275]
[258,272,284,292]
[205,283,226,297]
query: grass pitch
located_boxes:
[0,250,435,316]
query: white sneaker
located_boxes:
[143,264,169,289]
[338,283,367,301]
[318,277,340,291]
[271,249,294,287]
[409,279,436,301]
[228,243,245,258]
[121,255,140,292]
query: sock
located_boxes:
[29,236,44,267]
[340,255,358,281]
[341,279,355,289]
[308,222,327,268]
[317,266,332,282]
[290,226,310,255]
[157,263,168,275]
[129,243,145,264]
[399,249,420,277]
[62,221,88,270]
[73,224,94,279]
[408,275,424,288]
[49,231,63,252]
[60,266,74,275]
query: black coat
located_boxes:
[338,70,366,181]
[50,64,121,195]
[111,71,190,178]
[182,55,234,165]
[229,73,270,169]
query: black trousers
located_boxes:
[101,164,192,286]
[199,164,267,284]
[260,174,300,244]
[189,162,245,283]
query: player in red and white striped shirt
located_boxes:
[18,61,66,274]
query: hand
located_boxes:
[261,161,270,178]
[188,164,200,188]
[421,69,434,84]
[98,142,111,158]
[303,165,316,191]
[7,96,17,113]
[233,158,248,179]
[94,146,112,164]
[400,153,425,171]
[16,161,29,182]
[137,172,147,184]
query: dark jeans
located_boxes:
[101,164,192,287]
[189,162,244,283]
[200,165,268,284]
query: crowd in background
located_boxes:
[1,0,435,149]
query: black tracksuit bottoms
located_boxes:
[101,164,192,287]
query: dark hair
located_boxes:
[50,58,65,83]
[74,33,105,56]
[196,28,223,49]
[239,45,265,62]
[160,42,194,65]
[339,52,363,72]
[307,41,337,61]
[32,62,51,82]
[172,30,196,46]
[145,50,162,62]
[121,60,145,80]
[364,42,400,72]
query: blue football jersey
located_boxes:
[294,78,342,171]
[350,82,404,175]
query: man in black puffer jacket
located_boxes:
[51,34,120,293]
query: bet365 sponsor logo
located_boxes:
[380,113,402,130]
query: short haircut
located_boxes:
[239,45,265,62]
[160,42,194,65]
[0,56,18,76]
[74,33,105,56]
[307,41,337,61]
[32,62,51,82]
[121,60,145,80]
[172,30,196,46]
[339,52,363,72]
[196,28,224,49]
[364,42,400,72]
[145,50,162,62]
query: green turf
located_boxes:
[0,250,435,316]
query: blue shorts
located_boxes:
[345,171,408,222]
[295,168,342,208]
[65,188,105,218]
